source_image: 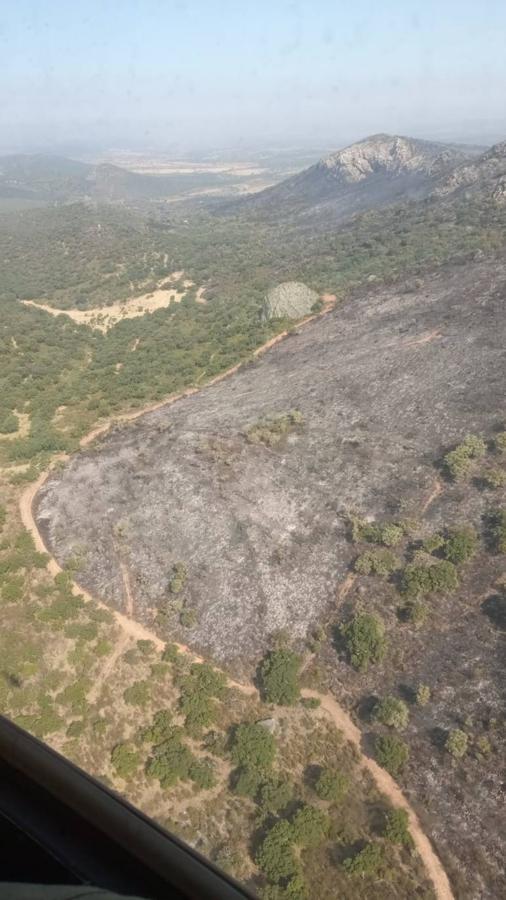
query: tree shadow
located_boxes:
[482,594,506,631]
[398,682,417,704]
[304,763,323,791]
[356,694,379,724]
[429,726,448,751]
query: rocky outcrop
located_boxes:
[263,281,319,320]
[233,134,469,227]
[432,140,506,200]
[318,134,463,184]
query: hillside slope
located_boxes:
[433,139,506,202]
[34,258,506,899]
[36,260,505,659]
[229,134,470,225]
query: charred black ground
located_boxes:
[36,260,504,662]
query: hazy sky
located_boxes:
[1,0,505,154]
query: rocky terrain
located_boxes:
[229,134,470,226]
[433,140,506,202]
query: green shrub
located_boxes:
[232,767,263,798]
[384,808,413,846]
[291,805,329,847]
[37,594,84,626]
[245,410,303,447]
[494,432,506,454]
[111,743,140,779]
[0,411,18,434]
[189,758,216,790]
[66,719,85,738]
[180,607,198,628]
[32,710,65,738]
[375,734,410,775]
[260,649,301,705]
[300,696,320,710]
[168,562,187,594]
[179,690,215,734]
[422,533,445,554]
[95,639,112,657]
[373,696,409,729]
[162,642,180,663]
[354,548,400,576]
[64,622,99,642]
[341,613,386,671]
[403,600,430,626]
[443,526,478,564]
[141,710,173,744]
[445,729,468,759]
[444,434,486,481]
[483,468,506,488]
[146,730,194,788]
[256,820,298,883]
[258,777,294,815]
[57,679,90,714]
[416,684,431,706]
[231,723,276,771]
[350,517,404,547]
[179,663,226,734]
[343,842,384,877]
[401,560,458,598]
[123,680,150,706]
[1,577,24,602]
[314,769,350,803]
[137,639,155,656]
[380,523,405,547]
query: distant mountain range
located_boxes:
[0,154,233,206]
[1,134,504,221]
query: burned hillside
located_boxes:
[36,260,505,665]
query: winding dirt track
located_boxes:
[18,307,454,900]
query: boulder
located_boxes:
[263,281,319,320]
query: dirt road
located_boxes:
[301,689,454,900]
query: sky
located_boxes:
[1,0,505,155]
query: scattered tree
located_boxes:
[123,680,150,706]
[341,613,386,671]
[343,842,384,877]
[383,808,413,847]
[256,820,298,883]
[291,805,329,847]
[232,767,263,798]
[259,777,294,815]
[260,649,301,705]
[444,434,486,481]
[416,684,431,706]
[231,723,276,771]
[314,768,350,803]
[402,560,458,598]
[375,734,410,775]
[373,696,409,730]
[445,729,468,759]
[443,526,478,564]
[111,743,140,779]
[168,561,187,594]
[354,548,400,576]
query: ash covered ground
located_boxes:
[36,260,505,665]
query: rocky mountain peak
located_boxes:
[319,134,464,184]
